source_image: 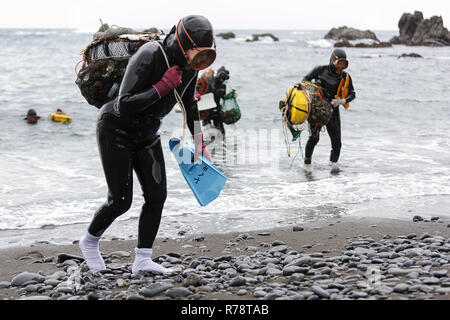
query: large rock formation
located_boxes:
[325,26,379,41]
[217,32,236,40]
[334,40,392,48]
[390,11,450,46]
[246,33,279,42]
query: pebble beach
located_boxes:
[0,216,449,301]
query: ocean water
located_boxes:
[1,28,450,246]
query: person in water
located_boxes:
[198,66,230,136]
[24,109,41,124]
[79,15,216,274]
[302,49,356,170]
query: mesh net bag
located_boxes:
[220,89,241,125]
[76,32,160,108]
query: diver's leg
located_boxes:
[130,138,172,274]
[304,123,320,164]
[80,118,134,273]
[326,108,342,163]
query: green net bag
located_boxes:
[220,89,241,125]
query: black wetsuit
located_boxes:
[87,22,208,249]
[302,62,355,163]
[203,67,229,136]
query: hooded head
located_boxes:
[330,49,349,73]
[164,15,216,70]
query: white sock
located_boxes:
[132,248,174,275]
[79,231,106,273]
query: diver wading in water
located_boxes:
[299,49,356,172]
[79,15,216,274]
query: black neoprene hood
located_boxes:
[176,15,214,50]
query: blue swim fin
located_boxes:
[169,137,227,206]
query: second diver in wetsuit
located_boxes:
[79,15,216,274]
[302,49,356,171]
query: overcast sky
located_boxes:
[0,0,448,31]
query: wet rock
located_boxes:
[272,240,286,247]
[246,33,279,42]
[269,245,288,254]
[351,291,368,299]
[0,281,11,289]
[399,53,423,59]
[140,283,174,297]
[110,251,131,258]
[126,294,146,300]
[236,289,247,296]
[419,233,431,240]
[413,216,424,222]
[20,296,52,300]
[334,40,392,48]
[283,266,307,276]
[325,26,379,41]
[11,272,45,287]
[286,255,312,267]
[230,276,246,287]
[431,270,448,278]
[166,287,193,298]
[293,226,304,232]
[57,253,84,263]
[258,232,271,236]
[183,274,202,287]
[217,32,236,40]
[266,268,283,276]
[390,11,450,46]
[311,285,330,299]
[421,277,440,285]
[393,283,409,293]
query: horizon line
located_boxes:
[0,27,398,32]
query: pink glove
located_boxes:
[193,133,213,163]
[153,66,182,98]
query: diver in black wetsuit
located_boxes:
[203,66,230,136]
[302,49,356,169]
[79,15,217,274]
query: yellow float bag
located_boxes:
[283,86,310,125]
[337,73,350,109]
[49,113,72,123]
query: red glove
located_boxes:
[153,66,182,98]
[193,133,213,163]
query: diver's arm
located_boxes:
[182,74,202,135]
[115,47,160,115]
[345,74,356,104]
[303,66,323,82]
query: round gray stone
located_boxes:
[11,272,45,287]
[166,287,193,298]
[311,285,330,299]
[393,283,409,293]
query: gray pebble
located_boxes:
[126,294,146,300]
[20,296,52,300]
[393,283,409,293]
[230,276,246,287]
[311,285,330,299]
[140,283,173,297]
[11,272,45,287]
[431,270,448,278]
[166,287,193,298]
[236,289,247,296]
